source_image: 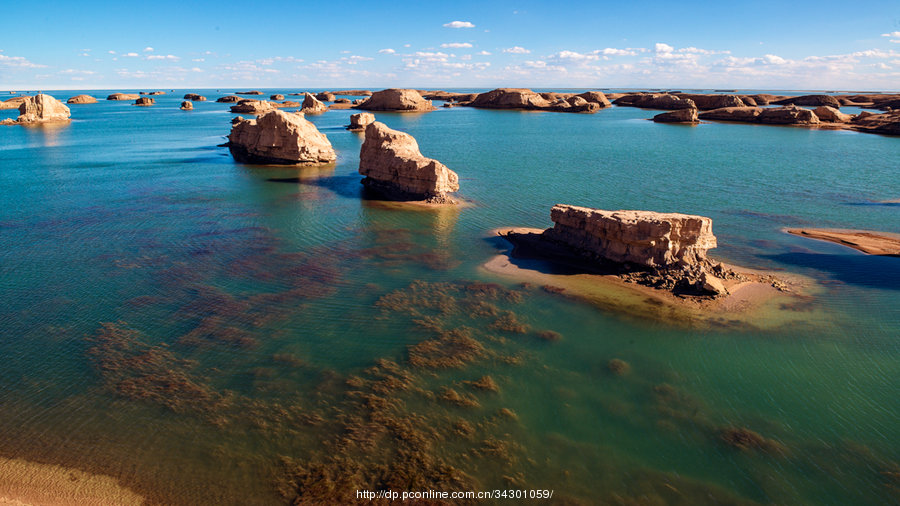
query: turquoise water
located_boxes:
[1,89,898,505]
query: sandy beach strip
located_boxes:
[786,228,900,256]
[0,456,144,506]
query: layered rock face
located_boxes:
[355,89,436,112]
[180,101,193,110]
[107,93,140,101]
[183,93,207,101]
[358,121,459,203]
[347,112,375,131]
[301,93,328,114]
[67,94,97,104]
[228,110,336,165]
[542,205,717,270]
[653,108,699,123]
[15,94,71,124]
[134,97,155,106]
[230,100,276,114]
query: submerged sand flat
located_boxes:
[483,228,824,330]
[0,457,144,506]
[786,228,900,256]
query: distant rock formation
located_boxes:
[230,100,276,114]
[673,94,745,110]
[180,101,193,110]
[315,92,335,102]
[358,121,459,203]
[757,106,819,125]
[301,93,328,114]
[235,90,263,95]
[280,100,301,108]
[67,94,97,104]
[773,95,841,108]
[183,93,207,101]
[814,106,852,123]
[327,90,372,96]
[575,91,612,108]
[216,95,242,103]
[355,89,436,112]
[851,110,900,136]
[148,91,166,96]
[613,93,696,110]
[228,109,336,165]
[466,88,600,113]
[270,94,285,101]
[10,94,71,124]
[107,93,140,101]
[334,98,351,104]
[0,96,29,110]
[347,112,375,131]
[698,107,763,122]
[134,97,155,106]
[653,108,699,123]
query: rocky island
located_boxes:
[1,94,70,126]
[354,89,436,112]
[227,109,336,165]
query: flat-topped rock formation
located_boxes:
[358,121,459,204]
[653,108,699,123]
[814,106,852,123]
[326,89,372,96]
[183,93,207,101]
[346,112,375,131]
[216,95,242,103]
[67,94,97,104]
[3,94,71,125]
[235,90,263,95]
[465,88,601,113]
[787,228,900,256]
[355,89,436,112]
[773,95,841,108]
[0,96,29,110]
[180,101,193,110]
[228,109,336,165]
[107,93,140,101]
[301,93,328,114]
[613,93,697,110]
[230,99,276,114]
[134,97,155,106]
[420,90,478,102]
[315,92,335,102]
[758,106,819,125]
[148,91,166,95]
[270,94,285,101]
[698,107,763,122]
[673,93,746,110]
[851,110,900,135]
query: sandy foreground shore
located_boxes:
[0,456,144,506]
[786,228,900,256]
[482,228,824,330]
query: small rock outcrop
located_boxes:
[180,101,193,110]
[315,92,336,102]
[575,91,612,108]
[814,106,852,123]
[773,95,841,108]
[107,93,140,101]
[134,97,155,106]
[674,94,745,110]
[301,93,328,114]
[228,109,336,165]
[12,94,71,124]
[235,90,263,95]
[358,121,459,203]
[347,112,375,131]
[216,95,242,103]
[270,94,285,101]
[613,93,696,110]
[67,94,97,104]
[230,100,276,114]
[698,107,763,122]
[757,106,819,125]
[148,91,166,96]
[183,93,207,101]
[851,110,900,136]
[355,89,436,112]
[653,108,699,123]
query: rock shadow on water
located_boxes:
[764,251,900,290]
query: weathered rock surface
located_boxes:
[773,95,841,108]
[315,92,335,102]
[67,94,97,104]
[874,98,900,111]
[228,109,336,165]
[334,98,351,104]
[698,107,763,122]
[613,93,697,110]
[0,96,29,110]
[814,106,852,123]
[148,91,166,96]
[230,100,276,114]
[674,94,745,110]
[542,205,717,270]
[851,110,900,136]
[757,106,819,125]
[235,90,263,95]
[183,93,207,101]
[575,91,612,108]
[355,89,436,112]
[358,121,459,203]
[327,89,372,96]
[270,94,285,101]
[280,100,301,108]
[347,112,375,131]
[107,93,140,101]
[180,101,193,110]
[216,95,242,103]
[469,88,551,110]
[301,93,328,114]
[134,97,155,106]
[653,108,699,123]
[14,94,71,124]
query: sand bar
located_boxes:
[786,228,900,256]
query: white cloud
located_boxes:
[763,54,787,64]
[503,46,530,54]
[441,42,473,48]
[192,58,205,62]
[477,50,491,56]
[678,47,729,55]
[378,48,396,54]
[599,47,639,56]
[0,54,45,68]
[143,46,154,52]
[343,55,373,64]
[146,54,180,61]
[59,69,95,75]
[108,50,116,54]
[881,31,900,37]
[443,21,475,28]
[654,43,675,53]
[123,52,139,57]
[550,50,600,63]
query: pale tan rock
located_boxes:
[180,101,193,110]
[851,110,900,135]
[315,92,335,102]
[228,109,335,165]
[674,93,745,110]
[347,112,375,131]
[270,94,285,101]
[773,94,841,108]
[107,93,140,100]
[653,108,699,123]
[355,89,436,112]
[301,93,328,114]
[0,97,28,110]
[758,106,819,125]
[229,99,276,114]
[358,121,459,203]
[700,271,728,295]
[148,91,166,95]
[134,97,155,106]
[542,205,717,269]
[698,107,763,122]
[469,88,552,109]
[575,91,612,108]
[16,94,71,123]
[66,94,97,104]
[216,95,242,103]
[613,93,696,110]
[814,106,852,123]
[235,90,263,95]
[183,93,207,101]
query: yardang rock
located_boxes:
[228,109,336,165]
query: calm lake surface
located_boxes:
[1,89,898,505]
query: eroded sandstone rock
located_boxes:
[301,93,328,114]
[107,93,140,101]
[228,109,336,165]
[698,107,763,122]
[653,108,699,123]
[773,94,841,108]
[134,97,155,106]
[613,93,696,110]
[216,95,242,103]
[347,112,375,131]
[67,94,97,104]
[757,106,819,125]
[315,92,335,102]
[358,121,459,203]
[355,89,436,112]
[674,94,745,110]
[183,93,207,101]
[270,94,285,101]
[15,94,71,124]
[230,99,276,114]
[814,106,852,123]
[180,101,193,110]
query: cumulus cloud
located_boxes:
[443,21,475,28]
[378,48,396,54]
[146,54,180,61]
[551,50,599,62]
[503,46,530,54]
[441,42,473,48]
[0,53,46,68]
[477,50,491,56]
[655,43,675,53]
[598,47,640,56]
[143,46,154,52]
[123,52,139,57]
[881,31,900,37]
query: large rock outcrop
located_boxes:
[301,93,328,114]
[470,88,552,109]
[575,91,612,108]
[358,121,459,203]
[67,94,97,104]
[15,94,71,124]
[698,107,763,122]
[180,101,193,110]
[228,109,336,165]
[134,97,155,106]
[217,95,242,103]
[355,89,436,112]
[542,205,717,270]
[270,94,285,101]
[814,106,852,123]
[674,94,745,110]
[613,93,696,110]
[230,99,276,114]
[347,112,375,131]
[653,108,699,123]
[773,95,841,108]
[851,110,900,136]
[107,93,140,101]
[757,106,819,125]
[315,92,335,102]
[183,93,207,101]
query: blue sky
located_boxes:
[2,0,899,90]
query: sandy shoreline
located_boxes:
[0,456,144,506]
[786,228,900,256]
[482,227,821,329]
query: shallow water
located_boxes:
[1,89,898,505]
